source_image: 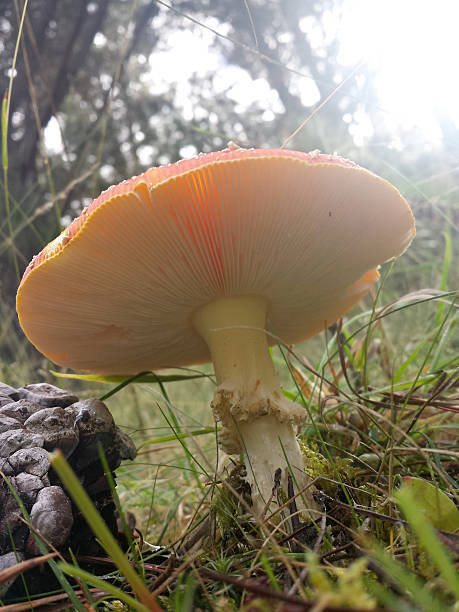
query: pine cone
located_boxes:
[0,382,136,599]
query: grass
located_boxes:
[1,273,457,610]
[1,3,458,610]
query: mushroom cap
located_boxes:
[17,147,415,374]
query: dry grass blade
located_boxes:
[0,553,57,587]
[1,588,108,612]
[0,163,100,251]
[199,567,391,611]
[280,60,364,149]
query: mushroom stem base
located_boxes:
[238,414,317,518]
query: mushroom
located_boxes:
[16,147,415,515]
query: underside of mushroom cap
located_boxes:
[17,148,415,374]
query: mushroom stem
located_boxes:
[192,295,317,517]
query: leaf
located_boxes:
[51,370,206,384]
[400,477,459,533]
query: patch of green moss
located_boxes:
[299,441,355,495]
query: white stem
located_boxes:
[239,415,316,517]
[192,295,317,517]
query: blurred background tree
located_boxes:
[1,0,457,364]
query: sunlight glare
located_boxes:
[338,0,459,140]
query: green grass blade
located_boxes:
[322,290,457,367]
[97,444,138,567]
[172,572,197,611]
[393,334,432,384]
[395,487,459,599]
[400,299,456,430]
[362,260,395,388]
[260,552,281,591]
[369,543,446,612]
[49,450,161,611]
[1,91,7,173]
[68,549,95,608]
[417,432,458,489]
[430,315,457,372]
[0,472,86,611]
[2,89,18,279]
[436,232,452,327]
[2,0,29,279]
[138,426,217,448]
[98,371,156,400]
[58,563,150,612]
[364,575,422,612]
[157,403,211,483]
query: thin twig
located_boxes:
[198,567,390,611]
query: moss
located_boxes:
[101,602,128,611]
[300,441,355,495]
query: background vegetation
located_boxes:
[0,0,457,610]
